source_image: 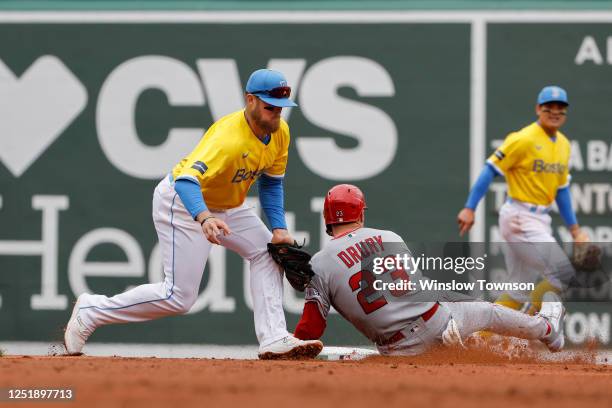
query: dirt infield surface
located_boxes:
[0,348,610,408]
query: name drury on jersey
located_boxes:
[372,279,535,292]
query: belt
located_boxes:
[507,197,551,214]
[420,302,440,321]
[208,208,228,213]
[379,302,440,346]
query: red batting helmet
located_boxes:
[323,184,367,226]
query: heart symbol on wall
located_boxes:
[0,55,88,177]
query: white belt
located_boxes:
[507,198,551,214]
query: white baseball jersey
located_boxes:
[305,227,436,346]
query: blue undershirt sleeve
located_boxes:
[258,174,288,230]
[555,186,578,227]
[464,164,499,210]
[174,178,208,220]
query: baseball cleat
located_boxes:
[63,294,94,356]
[538,292,565,352]
[258,335,323,360]
[441,318,466,348]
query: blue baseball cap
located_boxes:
[537,86,569,106]
[245,69,298,108]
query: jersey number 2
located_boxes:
[348,266,410,315]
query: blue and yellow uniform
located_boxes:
[487,122,571,206]
[172,109,290,210]
[462,86,580,316]
[62,69,321,359]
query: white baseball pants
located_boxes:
[377,300,548,356]
[498,200,573,302]
[76,176,289,347]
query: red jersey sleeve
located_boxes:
[294,301,327,340]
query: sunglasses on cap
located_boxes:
[252,86,291,99]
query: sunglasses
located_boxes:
[253,86,291,99]
[541,108,568,116]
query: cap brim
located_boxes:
[539,99,569,106]
[258,95,298,107]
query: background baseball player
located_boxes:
[456,86,589,314]
[294,184,565,355]
[64,68,323,360]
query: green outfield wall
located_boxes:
[0,10,610,347]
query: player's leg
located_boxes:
[445,301,546,339]
[475,207,536,341]
[497,242,534,310]
[65,177,211,354]
[499,205,572,313]
[218,205,322,359]
[529,279,562,313]
[496,204,542,309]
[84,188,211,323]
[442,296,565,351]
[218,205,289,346]
[520,217,572,312]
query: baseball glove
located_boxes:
[571,242,602,272]
[267,242,314,291]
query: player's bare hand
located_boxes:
[457,208,475,237]
[201,217,231,245]
[570,225,590,243]
[271,228,295,245]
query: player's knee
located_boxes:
[175,303,194,314]
[168,289,198,314]
[171,299,196,314]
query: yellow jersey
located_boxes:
[487,122,571,206]
[172,110,290,210]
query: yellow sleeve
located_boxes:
[265,123,290,177]
[487,132,525,175]
[175,132,226,186]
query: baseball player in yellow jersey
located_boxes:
[457,86,590,313]
[64,69,323,360]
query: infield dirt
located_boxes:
[0,347,610,408]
